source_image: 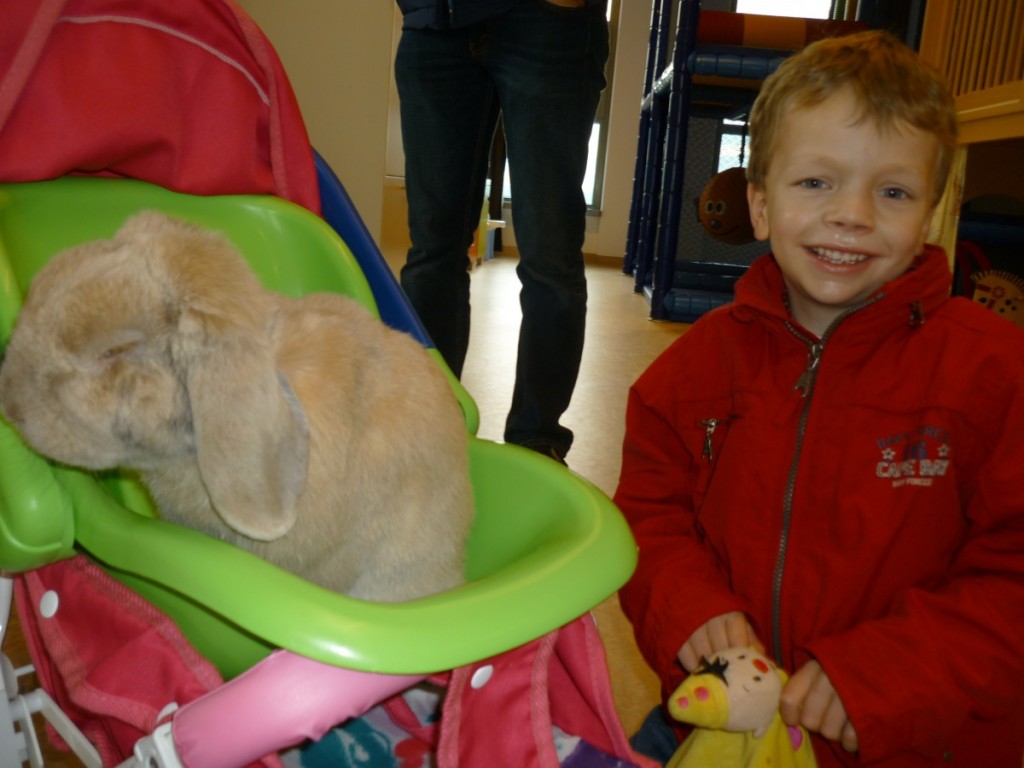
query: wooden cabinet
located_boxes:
[918,1,1024,260]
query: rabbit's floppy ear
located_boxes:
[129,213,310,541]
[181,317,309,541]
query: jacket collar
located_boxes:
[732,244,953,339]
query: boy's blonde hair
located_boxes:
[747,29,958,203]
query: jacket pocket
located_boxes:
[689,414,734,514]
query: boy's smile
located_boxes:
[746,87,940,337]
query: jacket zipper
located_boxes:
[700,418,720,461]
[769,296,881,662]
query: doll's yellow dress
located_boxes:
[667,648,817,768]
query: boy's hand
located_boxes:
[676,611,764,672]
[780,660,859,753]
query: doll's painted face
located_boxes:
[668,647,784,737]
[747,87,939,337]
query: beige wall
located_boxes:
[238,1,649,260]
[236,0,396,242]
[597,4,649,259]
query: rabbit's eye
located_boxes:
[100,340,142,361]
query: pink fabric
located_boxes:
[173,651,423,768]
[19,560,415,767]
[15,556,283,768]
[382,673,451,746]
[0,0,319,213]
[435,614,659,768]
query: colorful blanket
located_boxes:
[282,685,642,768]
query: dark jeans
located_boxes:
[395,0,608,457]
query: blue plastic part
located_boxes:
[313,151,479,434]
[314,150,430,346]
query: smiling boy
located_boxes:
[747,87,938,339]
[617,30,1024,767]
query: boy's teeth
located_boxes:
[812,247,868,265]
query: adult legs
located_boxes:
[483,0,609,458]
[395,26,500,378]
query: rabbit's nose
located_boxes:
[0,378,22,424]
[0,397,21,425]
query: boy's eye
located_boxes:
[881,187,910,200]
[798,178,828,190]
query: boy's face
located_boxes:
[746,87,939,337]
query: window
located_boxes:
[716,119,748,174]
[734,0,831,18]
[586,0,619,208]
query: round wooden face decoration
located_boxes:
[698,166,755,245]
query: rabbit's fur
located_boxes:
[0,212,474,602]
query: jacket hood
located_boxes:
[732,244,953,337]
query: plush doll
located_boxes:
[666,647,817,768]
[697,166,755,245]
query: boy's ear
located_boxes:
[747,183,771,242]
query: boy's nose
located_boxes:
[826,188,874,231]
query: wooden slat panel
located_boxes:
[1006,3,1024,85]
[977,0,997,90]
[920,0,1023,144]
[938,1,1023,98]
[962,0,986,93]
[918,1,956,72]
[948,2,970,94]
[986,1,1010,88]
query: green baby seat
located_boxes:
[0,177,637,680]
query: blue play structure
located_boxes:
[314,151,429,346]
[623,1,865,322]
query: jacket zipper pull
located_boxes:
[700,418,719,461]
[794,342,823,397]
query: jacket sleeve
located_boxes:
[614,347,749,696]
[806,343,1024,763]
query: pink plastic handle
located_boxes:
[172,650,424,768]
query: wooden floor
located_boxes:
[2,244,689,765]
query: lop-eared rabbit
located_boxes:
[0,212,474,602]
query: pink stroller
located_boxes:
[0,2,645,766]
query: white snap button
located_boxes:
[39,590,59,618]
[470,664,494,689]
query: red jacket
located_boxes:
[616,247,1024,766]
